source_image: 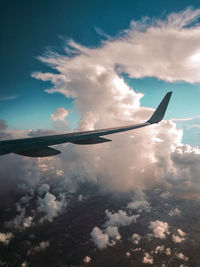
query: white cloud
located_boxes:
[91,210,126,250]
[90,226,109,249]
[169,208,181,216]
[51,107,70,129]
[39,241,50,250]
[130,233,141,245]
[21,261,28,267]
[160,191,172,199]
[37,192,66,223]
[105,209,139,227]
[0,232,14,245]
[3,9,200,234]
[34,8,200,85]
[104,226,121,240]
[5,204,27,229]
[132,247,141,252]
[172,234,185,243]
[29,8,200,195]
[37,183,50,196]
[83,256,91,263]
[154,245,164,254]
[23,216,33,228]
[176,252,189,262]
[28,241,50,255]
[127,188,151,213]
[177,229,186,237]
[51,107,70,122]
[143,252,153,264]
[149,220,170,239]
[165,247,171,256]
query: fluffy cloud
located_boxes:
[29,8,200,195]
[90,226,109,249]
[172,234,185,243]
[143,252,153,264]
[178,228,186,237]
[130,233,141,244]
[154,245,164,254]
[91,208,137,249]
[149,220,170,239]
[127,188,151,213]
[176,252,189,262]
[165,247,171,256]
[51,107,70,129]
[2,9,200,234]
[33,8,200,86]
[172,228,186,244]
[37,192,66,223]
[105,209,139,227]
[0,232,14,245]
[28,241,50,255]
[83,256,91,263]
[160,191,172,199]
[169,208,181,216]
[104,226,121,240]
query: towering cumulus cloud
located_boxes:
[1,8,200,214]
[31,8,200,193]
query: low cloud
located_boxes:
[176,252,189,262]
[154,245,164,254]
[165,247,171,256]
[37,192,67,223]
[149,220,170,239]
[129,233,141,244]
[104,226,121,240]
[169,208,181,216]
[143,252,153,264]
[0,232,14,245]
[127,188,151,213]
[90,227,109,249]
[27,129,58,137]
[172,234,185,243]
[28,241,50,255]
[105,209,139,227]
[160,191,172,199]
[83,256,91,263]
[2,9,200,236]
[91,207,138,249]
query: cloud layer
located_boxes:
[2,9,200,231]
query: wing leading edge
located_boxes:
[0,92,172,157]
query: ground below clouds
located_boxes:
[1,187,200,267]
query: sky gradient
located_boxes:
[1,0,200,146]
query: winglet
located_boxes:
[146,91,172,124]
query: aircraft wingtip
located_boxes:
[147,91,172,124]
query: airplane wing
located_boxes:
[0,92,172,157]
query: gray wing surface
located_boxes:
[0,92,172,157]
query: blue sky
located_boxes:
[1,0,200,145]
